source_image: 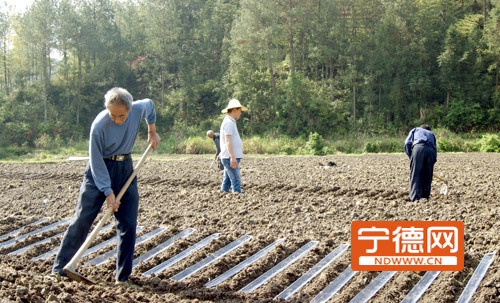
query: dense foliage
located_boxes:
[0,0,499,151]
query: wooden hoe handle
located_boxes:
[433,173,447,184]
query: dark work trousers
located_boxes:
[52,158,139,282]
[409,143,437,201]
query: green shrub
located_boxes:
[433,128,454,139]
[0,146,31,159]
[465,141,481,152]
[179,137,214,154]
[331,138,364,154]
[364,141,380,153]
[437,138,466,152]
[282,144,297,155]
[35,133,63,149]
[244,137,265,154]
[243,136,302,155]
[306,132,326,155]
[363,138,401,153]
[380,139,402,153]
[2,122,32,147]
[443,99,484,132]
[478,134,500,152]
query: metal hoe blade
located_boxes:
[440,183,448,195]
[63,269,96,285]
[433,173,448,196]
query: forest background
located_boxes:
[1,0,500,159]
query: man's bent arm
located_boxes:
[148,123,161,150]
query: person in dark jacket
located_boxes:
[404,124,437,202]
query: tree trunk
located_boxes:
[353,79,356,126]
[3,37,8,95]
[267,42,276,98]
[28,48,32,83]
[64,49,68,80]
[378,79,382,110]
[330,59,334,101]
[161,65,164,107]
[322,65,325,87]
[369,77,373,121]
[92,4,97,68]
[43,43,48,126]
[48,47,51,78]
[483,0,487,28]
[496,69,499,92]
[446,91,450,110]
[288,0,295,74]
[64,49,69,108]
[77,54,82,127]
[183,97,188,123]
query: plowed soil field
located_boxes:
[0,153,499,302]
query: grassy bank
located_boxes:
[1,130,499,161]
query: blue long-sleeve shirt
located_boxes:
[89,99,156,196]
[404,127,437,158]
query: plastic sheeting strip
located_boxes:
[0,217,50,242]
[9,232,63,255]
[75,225,144,260]
[205,238,285,287]
[142,233,220,277]
[66,156,89,161]
[401,271,440,303]
[0,218,70,249]
[133,228,195,269]
[310,265,357,303]
[31,223,113,261]
[348,271,396,303]
[239,241,319,293]
[276,244,350,300]
[457,252,496,303]
[171,235,252,281]
[85,226,167,266]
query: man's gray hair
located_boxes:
[104,87,133,111]
[207,130,214,136]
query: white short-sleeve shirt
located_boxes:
[219,115,243,159]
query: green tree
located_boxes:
[141,0,181,107]
[228,0,285,134]
[438,13,492,129]
[26,0,57,125]
[0,4,10,95]
[484,0,500,93]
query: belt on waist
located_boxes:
[413,142,435,149]
[105,154,131,161]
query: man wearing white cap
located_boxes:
[219,98,248,193]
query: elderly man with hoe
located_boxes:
[46,87,161,289]
[404,124,437,202]
[206,130,223,170]
[219,99,248,193]
[206,130,221,157]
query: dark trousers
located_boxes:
[409,144,436,201]
[52,158,139,281]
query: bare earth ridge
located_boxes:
[0,153,499,302]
